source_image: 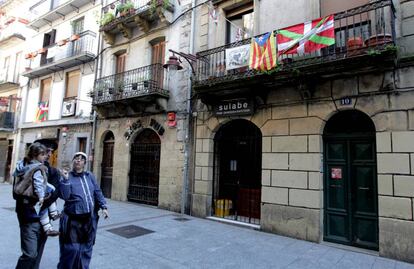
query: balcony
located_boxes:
[0,69,19,90]
[28,0,94,30]
[93,63,168,117]
[0,18,27,46]
[22,31,96,79]
[100,0,174,44]
[0,112,14,130]
[193,0,397,101]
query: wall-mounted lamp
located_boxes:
[163,49,203,75]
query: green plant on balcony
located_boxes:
[116,2,135,17]
[100,12,115,27]
[149,0,170,16]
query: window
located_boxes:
[65,70,80,98]
[78,137,87,153]
[226,3,254,43]
[40,78,52,103]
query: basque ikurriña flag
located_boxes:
[249,32,277,71]
[277,15,335,56]
[35,101,49,122]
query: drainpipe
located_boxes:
[181,0,196,215]
[90,0,105,173]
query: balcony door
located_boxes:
[151,40,165,88]
[114,53,126,93]
[71,18,84,55]
[41,30,56,65]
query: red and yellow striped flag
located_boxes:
[249,32,277,71]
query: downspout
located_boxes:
[90,0,105,173]
[181,0,196,215]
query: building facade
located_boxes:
[190,0,414,263]
[0,0,34,182]
[91,0,193,211]
[17,0,101,169]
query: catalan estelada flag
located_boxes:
[249,32,277,71]
[277,15,335,56]
[35,101,49,122]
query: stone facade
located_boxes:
[93,115,185,212]
[18,123,92,169]
[191,66,414,263]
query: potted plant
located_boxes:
[38,47,47,54]
[31,51,38,57]
[123,2,134,15]
[70,33,80,41]
[100,12,115,27]
[58,39,68,46]
[365,34,393,47]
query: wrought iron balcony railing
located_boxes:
[23,30,96,78]
[194,0,396,87]
[93,63,168,105]
[100,0,174,35]
[0,111,14,129]
[41,30,95,66]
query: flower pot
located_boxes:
[31,51,38,57]
[365,34,392,47]
[70,34,80,42]
[347,37,363,50]
[38,48,47,54]
[58,39,68,46]
[24,53,32,59]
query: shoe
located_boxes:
[45,229,60,237]
[50,212,62,221]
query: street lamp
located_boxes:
[163,49,198,75]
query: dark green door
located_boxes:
[323,111,378,250]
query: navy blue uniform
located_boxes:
[58,170,107,269]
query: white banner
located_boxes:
[225,44,250,71]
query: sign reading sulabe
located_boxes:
[213,99,253,116]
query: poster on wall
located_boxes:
[225,44,250,70]
[331,168,342,179]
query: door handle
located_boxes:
[358,187,369,190]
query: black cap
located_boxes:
[34,139,58,151]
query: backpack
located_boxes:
[12,164,48,200]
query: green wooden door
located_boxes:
[324,137,378,250]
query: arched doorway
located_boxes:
[128,128,160,205]
[323,110,378,250]
[101,132,114,198]
[213,119,262,224]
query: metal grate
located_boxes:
[107,225,154,239]
[173,217,191,222]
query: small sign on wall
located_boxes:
[213,99,253,117]
[331,168,342,179]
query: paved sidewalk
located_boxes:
[1,183,413,269]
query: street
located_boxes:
[0,183,413,269]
